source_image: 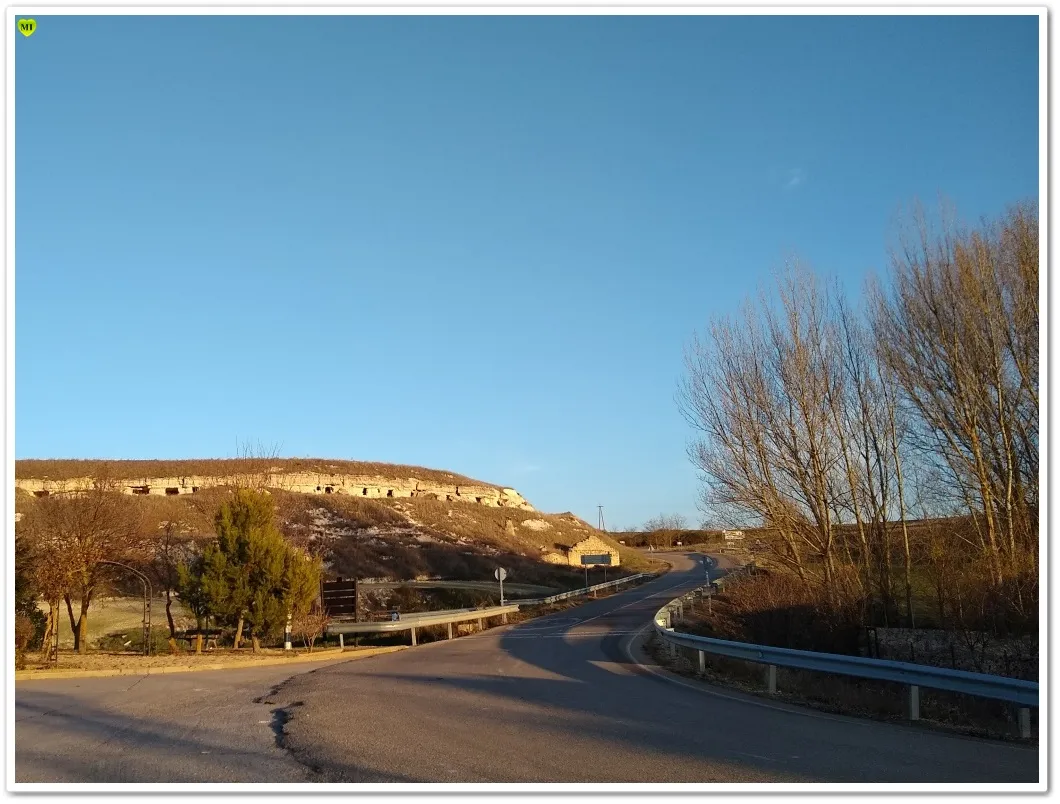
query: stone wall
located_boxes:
[14,472,535,511]
[540,550,568,565]
[564,535,621,568]
[871,626,1037,681]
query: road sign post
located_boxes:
[580,552,611,590]
[495,567,508,605]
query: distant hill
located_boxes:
[15,458,655,588]
[15,457,501,487]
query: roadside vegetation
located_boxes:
[670,201,1037,682]
[15,453,651,669]
[647,620,1033,741]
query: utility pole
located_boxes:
[598,506,608,583]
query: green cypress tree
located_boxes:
[183,489,323,652]
[176,555,213,653]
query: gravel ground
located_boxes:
[20,646,350,674]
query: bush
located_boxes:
[14,614,35,669]
[181,489,323,651]
[97,627,173,654]
[292,608,329,651]
[700,569,865,655]
[18,607,47,653]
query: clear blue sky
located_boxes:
[15,14,1039,529]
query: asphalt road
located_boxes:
[15,553,1039,785]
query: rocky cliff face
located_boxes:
[15,469,534,511]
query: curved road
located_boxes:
[14,553,1039,785]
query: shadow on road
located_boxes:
[15,555,1039,785]
[330,555,1037,783]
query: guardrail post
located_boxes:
[1018,707,1031,739]
[478,618,484,630]
[410,627,417,647]
[502,612,508,624]
[447,622,453,640]
[651,584,1038,717]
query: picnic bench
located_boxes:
[175,629,222,651]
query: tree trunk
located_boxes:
[251,635,261,654]
[887,401,916,629]
[165,589,177,639]
[64,595,78,651]
[76,616,88,654]
[40,605,57,661]
[194,633,203,654]
[77,596,91,655]
[234,615,245,649]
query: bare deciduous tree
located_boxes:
[679,201,1037,635]
[231,439,283,491]
[680,263,852,600]
[22,472,145,654]
[145,518,203,652]
[873,201,1038,608]
[641,514,687,548]
[292,605,330,652]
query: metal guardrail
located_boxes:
[325,572,655,646]
[652,564,1038,738]
[518,572,653,606]
[327,604,521,645]
[358,580,559,596]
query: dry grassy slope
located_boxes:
[273,492,651,585]
[16,472,650,588]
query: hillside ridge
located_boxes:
[15,461,654,588]
[15,458,533,511]
[15,458,502,486]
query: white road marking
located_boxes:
[728,750,783,764]
[569,577,707,628]
[492,632,644,640]
[587,660,638,676]
[440,570,703,644]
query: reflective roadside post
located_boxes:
[285,612,293,651]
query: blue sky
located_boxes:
[15,14,1039,528]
